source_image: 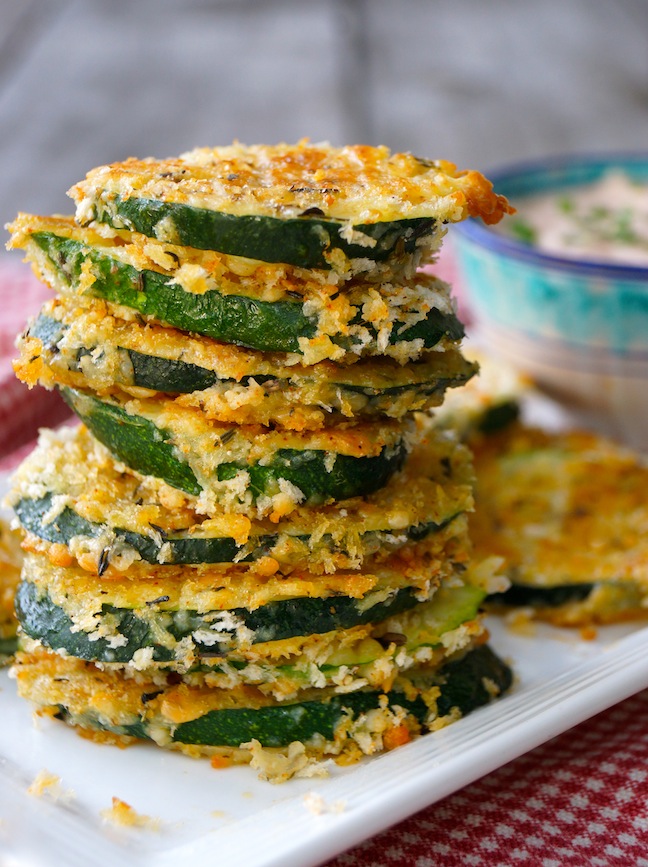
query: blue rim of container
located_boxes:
[453,152,648,281]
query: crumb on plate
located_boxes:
[100,796,160,830]
[27,769,74,802]
[303,791,347,815]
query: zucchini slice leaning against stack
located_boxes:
[8,141,514,780]
[435,347,648,627]
[472,422,648,625]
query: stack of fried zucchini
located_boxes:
[7,142,513,779]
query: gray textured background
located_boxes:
[1,0,648,234]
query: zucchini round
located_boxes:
[16,492,458,571]
[60,386,409,508]
[93,196,435,270]
[15,540,474,667]
[9,423,473,574]
[146,645,510,747]
[27,229,463,358]
[16,576,485,688]
[471,423,648,625]
[15,578,418,664]
[14,643,512,755]
[67,143,512,269]
[18,300,477,428]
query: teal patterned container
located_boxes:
[452,154,648,449]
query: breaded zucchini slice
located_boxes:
[15,525,476,667]
[17,297,477,429]
[13,641,512,779]
[0,517,23,661]
[9,424,474,574]
[59,387,409,513]
[9,214,464,364]
[473,423,648,625]
[67,141,511,271]
[18,576,488,697]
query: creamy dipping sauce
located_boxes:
[502,171,648,266]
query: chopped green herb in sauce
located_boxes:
[499,171,648,265]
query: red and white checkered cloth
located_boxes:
[0,258,647,866]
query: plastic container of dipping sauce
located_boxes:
[451,153,648,450]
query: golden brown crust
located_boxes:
[9,423,473,576]
[472,422,648,623]
[69,141,513,225]
[8,213,462,366]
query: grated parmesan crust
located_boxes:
[472,422,648,624]
[68,141,512,227]
[16,296,476,429]
[12,637,501,782]
[9,214,464,365]
[9,424,474,576]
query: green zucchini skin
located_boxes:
[30,311,221,394]
[29,312,474,400]
[0,637,17,658]
[54,645,512,748]
[60,386,407,503]
[13,495,265,565]
[487,583,595,609]
[172,690,424,748]
[60,387,202,495]
[15,579,424,664]
[38,233,314,354]
[176,645,512,747]
[128,349,219,392]
[430,644,513,719]
[32,233,463,355]
[14,493,451,568]
[216,447,406,505]
[97,196,436,269]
